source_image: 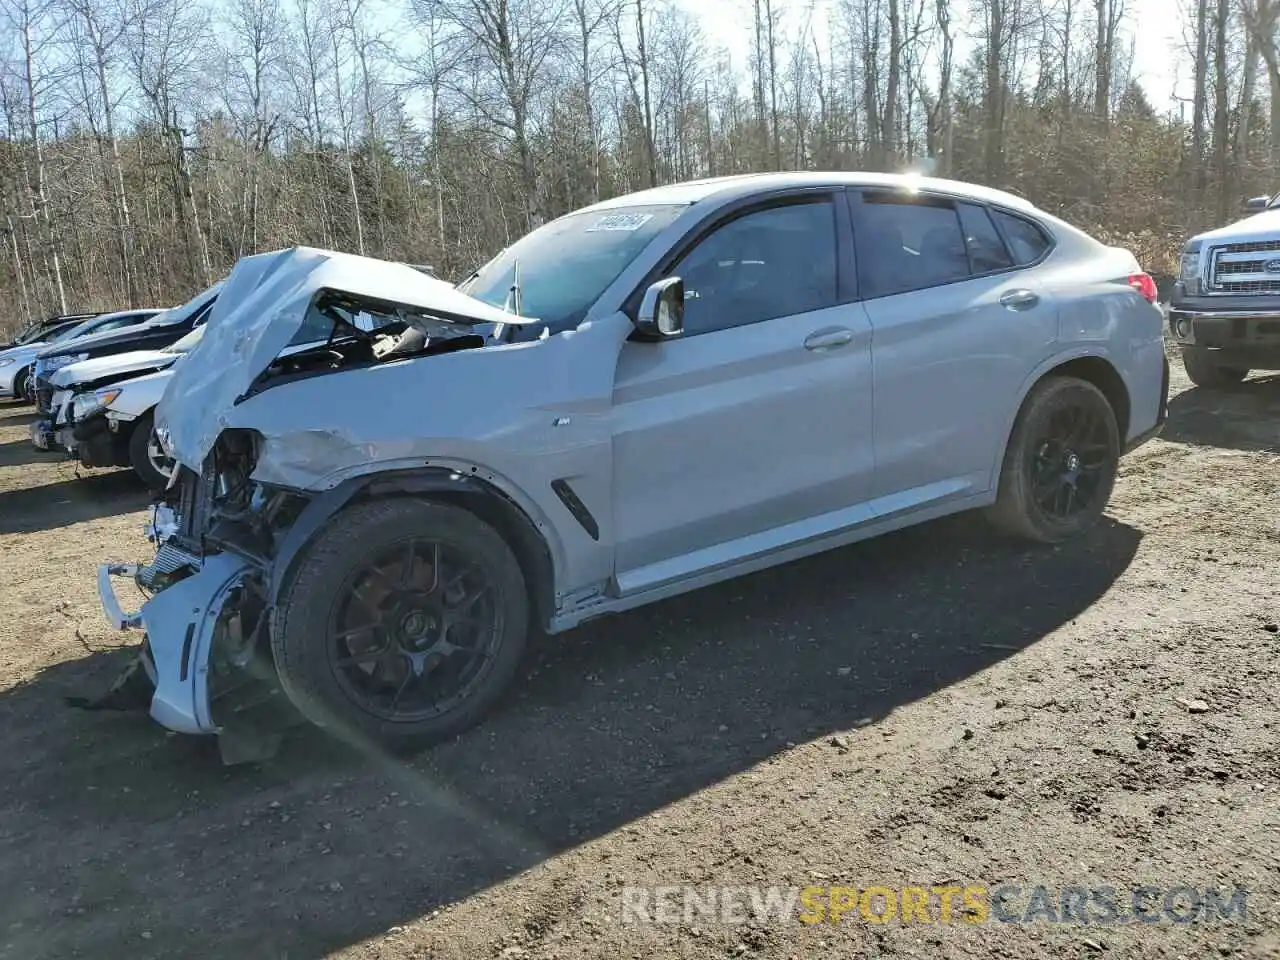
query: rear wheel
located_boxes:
[127,411,174,491]
[987,376,1120,544]
[1180,347,1248,388]
[271,498,530,754]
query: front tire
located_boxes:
[272,498,530,754]
[987,376,1121,544]
[1180,347,1248,388]
[11,366,29,404]
[127,411,174,491]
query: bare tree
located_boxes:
[1,0,67,311]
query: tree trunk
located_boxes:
[635,0,657,187]
[984,0,1006,180]
[885,0,901,164]
[1192,0,1210,196]
[1212,0,1230,221]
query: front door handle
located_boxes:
[803,326,854,351]
[1000,288,1040,311]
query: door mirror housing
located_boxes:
[635,277,685,340]
[1243,194,1271,213]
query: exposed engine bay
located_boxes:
[243,293,491,400]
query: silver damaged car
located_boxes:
[95,173,1170,762]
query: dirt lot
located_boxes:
[0,357,1277,960]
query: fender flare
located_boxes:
[266,467,559,628]
[987,347,1128,490]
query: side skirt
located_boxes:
[549,489,994,633]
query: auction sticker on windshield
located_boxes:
[586,213,654,232]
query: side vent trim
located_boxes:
[551,478,600,541]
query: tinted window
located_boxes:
[959,204,1014,273]
[673,199,837,334]
[993,210,1052,264]
[855,194,970,297]
[89,314,149,335]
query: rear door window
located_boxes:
[853,192,971,298]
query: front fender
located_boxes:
[265,468,562,630]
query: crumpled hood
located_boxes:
[51,348,176,388]
[157,246,525,469]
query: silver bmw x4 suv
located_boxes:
[96,172,1169,762]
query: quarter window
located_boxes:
[958,203,1014,273]
[672,199,838,334]
[854,193,970,297]
[992,210,1052,265]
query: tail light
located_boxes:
[1128,272,1159,304]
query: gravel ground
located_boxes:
[0,355,1277,960]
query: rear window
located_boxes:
[993,211,1052,265]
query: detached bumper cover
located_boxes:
[97,552,251,735]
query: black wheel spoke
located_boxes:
[334,621,381,642]
[1025,395,1118,521]
[425,541,441,593]
[400,540,417,589]
[335,642,391,668]
[327,537,503,723]
[451,582,491,613]
[360,564,399,594]
[388,669,414,713]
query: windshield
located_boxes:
[50,315,115,343]
[14,325,48,345]
[457,204,685,334]
[164,324,206,353]
[153,281,225,326]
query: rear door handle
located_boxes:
[1000,289,1040,311]
[803,326,854,351]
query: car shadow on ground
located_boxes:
[0,469,148,534]
[0,511,1141,959]
[0,404,41,427]
[1164,374,1280,453]
[0,436,66,469]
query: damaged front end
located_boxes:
[95,430,313,763]
[88,247,534,762]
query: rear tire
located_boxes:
[271,498,530,754]
[1180,347,1248,388]
[127,411,174,491]
[987,376,1121,544]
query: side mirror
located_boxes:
[1243,194,1270,213]
[635,277,685,339]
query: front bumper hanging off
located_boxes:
[96,551,251,735]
